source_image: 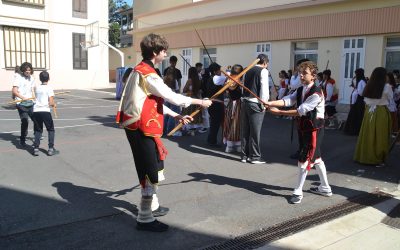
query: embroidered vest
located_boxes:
[116,62,164,137]
[296,84,324,131]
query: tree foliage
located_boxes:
[108,0,129,45]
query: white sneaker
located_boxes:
[289,194,303,204]
[309,187,332,197]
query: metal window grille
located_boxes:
[3,26,48,69]
[73,0,87,18]
[72,33,88,70]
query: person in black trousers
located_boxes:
[206,63,226,147]
[240,54,270,164]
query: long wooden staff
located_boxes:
[7,91,71,105]
[167,58,260,136]
[194,27,267,104]
[179,54,192,68]
[220,70,267,105]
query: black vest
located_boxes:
[243,66,263,98]
[296,84,324,131]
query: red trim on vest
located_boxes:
[323,79,338,101]
[305,130,318,171]
[135,61,157,75]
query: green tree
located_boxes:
[108,0,129,45]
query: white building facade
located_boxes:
[0,0,110,91]
[133,0,400,104]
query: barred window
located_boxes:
[3,0,44,6]
[3,26,48,69]
[73,0,87,19]
[73,33,88,70]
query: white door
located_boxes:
[340,37,365,104]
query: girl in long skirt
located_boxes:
[223,64,243,153]
[354,67,393,167]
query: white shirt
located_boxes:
[365,84,393,112]
[290,74,301,91]
[13,74,35,102]
[351,79,366,104]
[213,75,226,86]
[247,66,270,104]
[34,84,54,112]
[283,83,325,119]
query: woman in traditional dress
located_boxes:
[354,67,393,167]
[344,68,367,135]
[223,64,243,153]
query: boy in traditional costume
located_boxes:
[117,33,212,232]
[265,61,332,204]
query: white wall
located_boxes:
[0,0,109,91]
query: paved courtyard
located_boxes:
[0,89,399,249]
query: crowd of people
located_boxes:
[11,33,399,232]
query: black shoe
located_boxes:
[152,206,169,217]
[136,220,169,232]
[19,140,27,147]
[33,148,39,156]
[290,151,299,159]
[48,148,60,156]
[207,143,221,148]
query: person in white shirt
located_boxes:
[118,33,212,232]
[265,61,332,204]
[344,68,367,135]
[240,54,269,164]
[11,62,35,147]
[32,71,58,156]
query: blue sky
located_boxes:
[125,0,133,7]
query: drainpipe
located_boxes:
[101,41,124,67]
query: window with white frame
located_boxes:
[385,37,400,72]
[201,48,217,69]
[3,26,48,69]
[293,41,318,65]
[159,51,171,76]
[256,43,271,57]
[3,0,44,6]
[256,42,272,67]
[182,48,192,76]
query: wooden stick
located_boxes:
[7,91,71,104]
[221,70,267,105]
[167,58,260,136]
[53,106,58,118]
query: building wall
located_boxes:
[0,0,109,91]
[132,0,400,103]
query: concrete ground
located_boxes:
[0,89,399,249]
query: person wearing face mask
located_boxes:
[12,62,36,147]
